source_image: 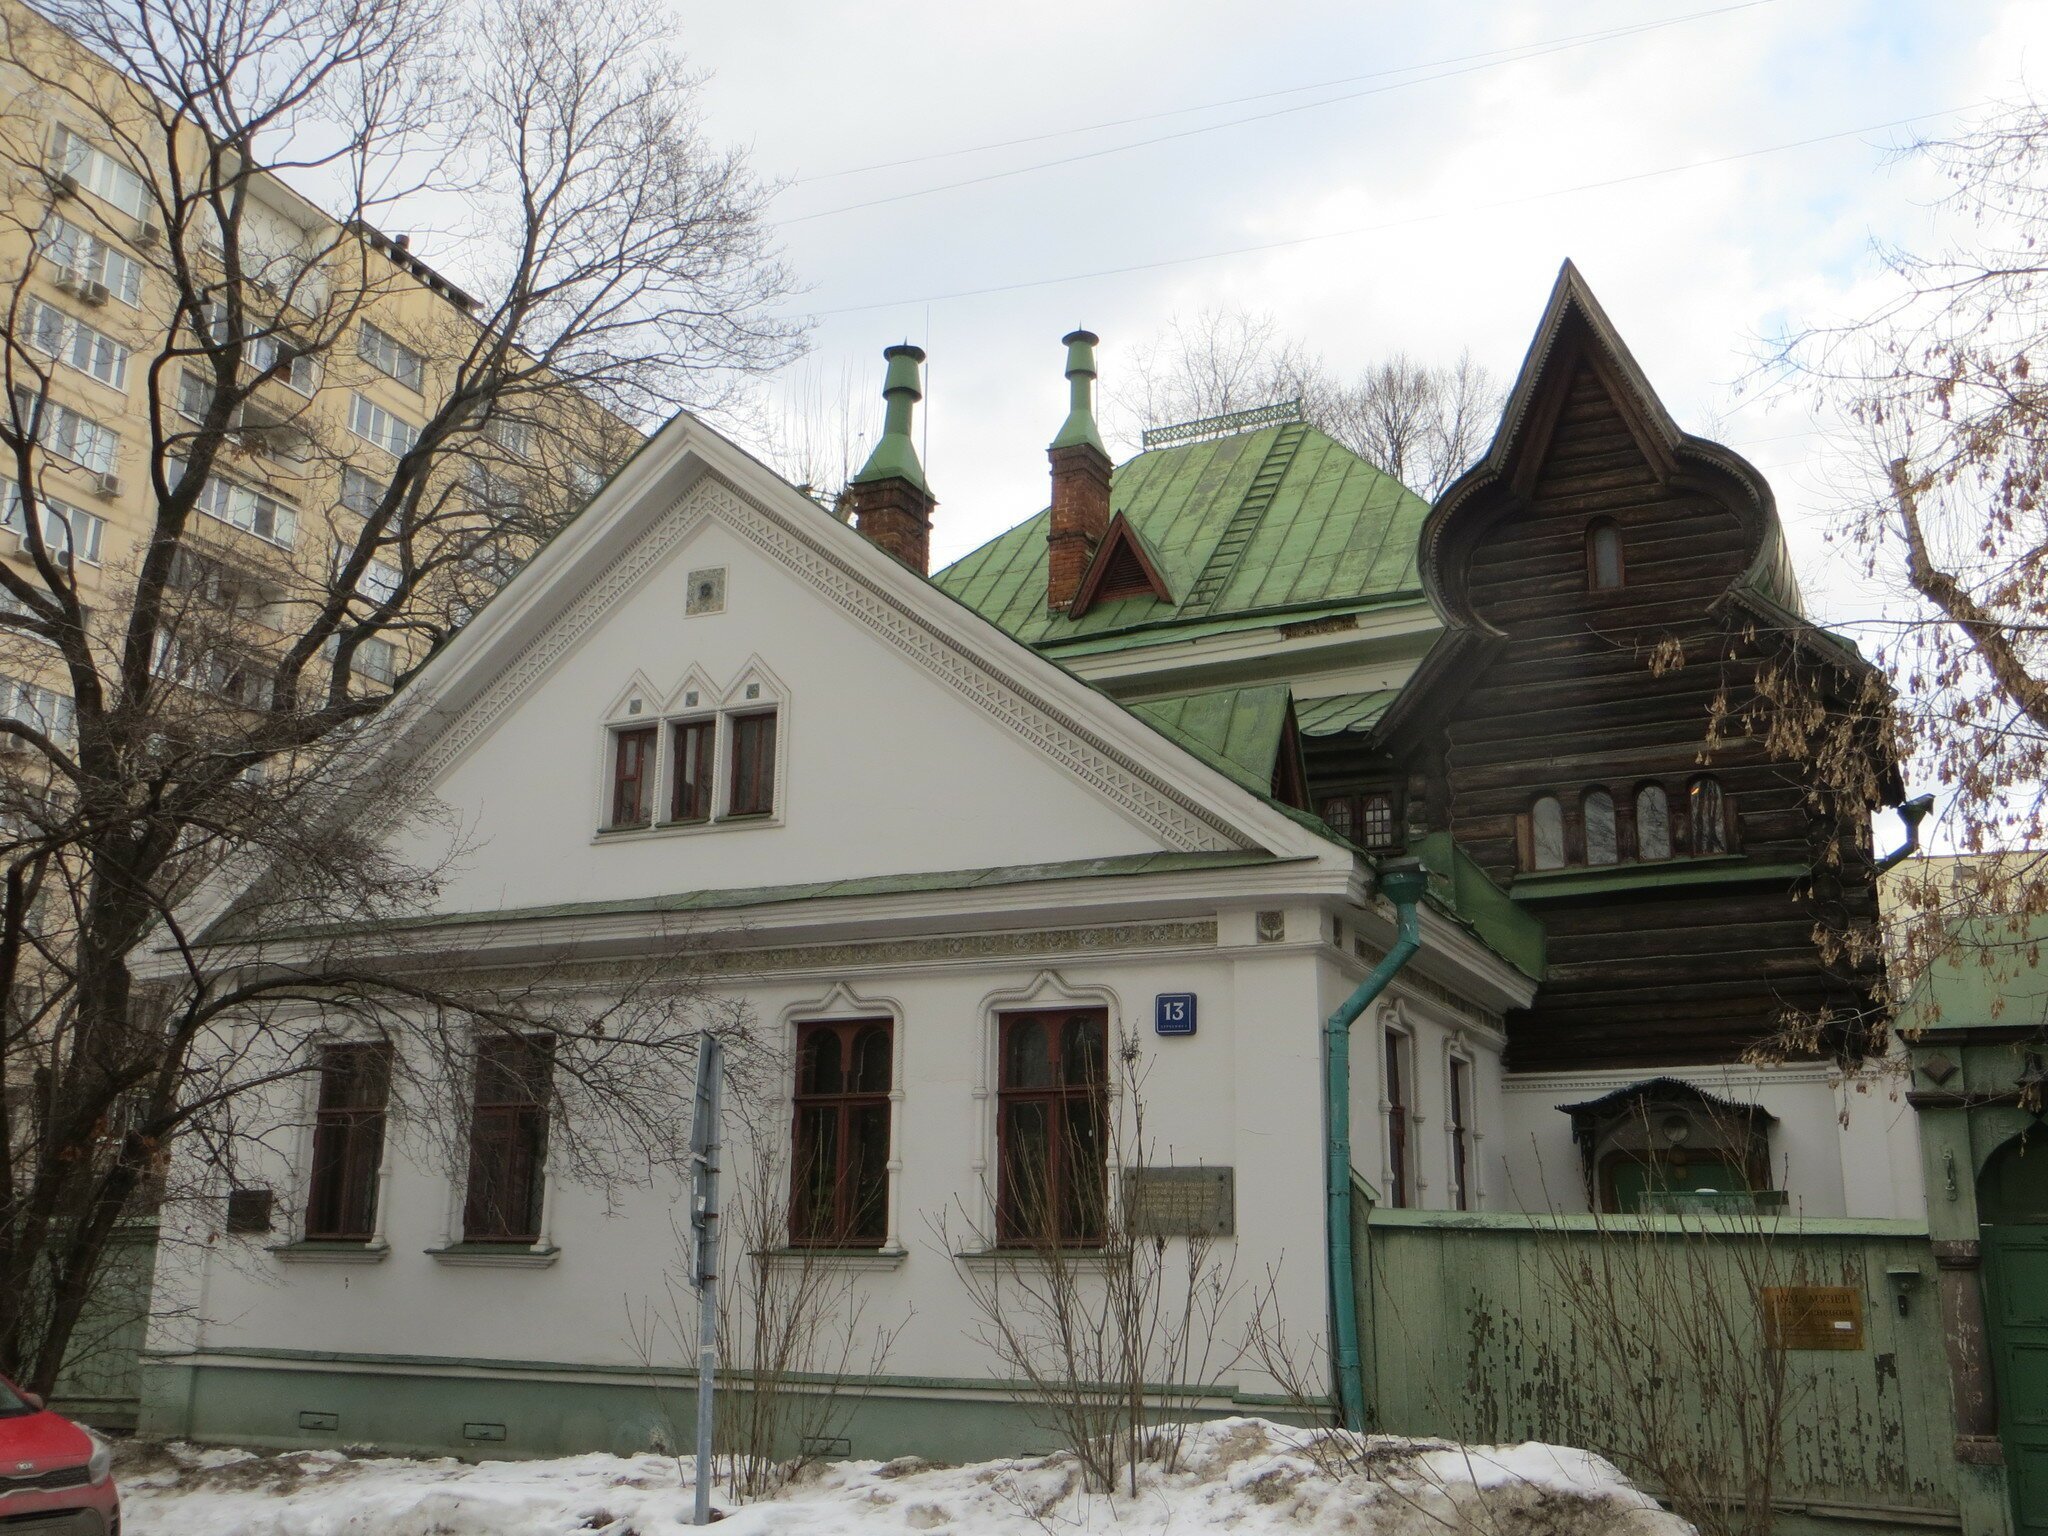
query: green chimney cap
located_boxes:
[1050,328,1105,453]
[851,343,929,492]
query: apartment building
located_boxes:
[0,0,636,738]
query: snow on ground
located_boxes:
[117,1417,1696,1536]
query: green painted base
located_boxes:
[137,1355,1320,1465]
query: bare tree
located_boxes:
[0,0,800,1393]
[1771,97,2048,1048]
[1118,307,1499,497]
[935,1028,1239,1497]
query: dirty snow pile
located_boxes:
[117,1417,1694,1536]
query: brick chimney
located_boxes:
[1047,329,1111,613]
[844,344,935,574]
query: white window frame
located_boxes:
[23,296,129,391]
[51,125,150,221]
[174,461,298,548]
[247,334,319,395]
[38,215,143,308]
[349,392,419,458]
[2,482,105,565]
[0,671,76,747]
[13,390,118,476]
[1445,1047,1479,1212]
[357,322,425,392]
[1380,1012,1415,1209]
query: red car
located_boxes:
[0,1374,119,1534]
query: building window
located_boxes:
[997,1009,1107,1246]
[1384,1029,1411,1208]
[670,718,715,822]
[790,1019,892,1247]
[175,463,298,548]
[2,482,104,564]
[1636,783,1672,860]
[357,322,426,391]
[248,334,319,394]
[50,124,151,220]
[486,416,534,459]
[24,297,129,390]
[1318,789,1400,851]
[304,1042,393,1241]
[727,711,777,817]
[0,672,76,748]
[349,391,421,457]
[12,388,118,475]
[1583,788,1617,866]
[1587,518,1624,590]
[608,724,657,827]
[340,466,384,517]
[1529,794,1565,870]
[1690,776,1728,854]
[1447,1056,1472,1212]
[38,215,143,307]
[461,1033,553,1243]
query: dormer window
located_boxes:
[1586,518,1624,591]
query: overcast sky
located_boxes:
[670,0,2045,635]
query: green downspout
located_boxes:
[1326,857,1427,1432]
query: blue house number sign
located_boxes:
[1155,993,1197,1037]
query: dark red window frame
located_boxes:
[670,718,715,822]
[304,1041,392,1241]
[996,1008,1107,1246]
[790,1019,893,1247]
[1385,1030,1410,1209]
[462,1033,554,1243]
[1448,1056,1471,1213]
[608,724,656,827]
[728,711,777,817]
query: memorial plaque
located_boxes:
[1761,1285,1865,1350]
[1123,1166,1234,1237]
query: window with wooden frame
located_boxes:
[1689,776,1729,854]
[1318,788,1401,851]
[608,724,656,827]
[304,1042,394,1241]
[1635,783,1673,860]
[462,1034,554,1243]
[727,710,777,817]
[1586,518,1624,590]
[1447,1056,1472,1212]
[1526,794,1566,870]
[1384,1029,1412,1208]
[669,718,715,823]
[790,1019,893,1247]
[1582,788,1618,866]
[996,1009,1107,1246]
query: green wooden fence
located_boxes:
[1356,1193,1961,1534]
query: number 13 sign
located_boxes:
[1154,994,1196,1037]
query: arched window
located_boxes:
[1636,784,1672,861]
[1530,795,1566,870]
[1587,518,1624,591]
[1583,789,1618,865]
[1690,776,1728,854]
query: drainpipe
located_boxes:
[1873,793,1935,875]
[1326,857,1427,1433]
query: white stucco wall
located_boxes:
[1492,1062,1926,1218]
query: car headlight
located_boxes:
[85,1432,111,1484]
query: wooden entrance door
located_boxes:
[1981,1127,2048,1536]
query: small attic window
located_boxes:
[1095,539,1157,602]
[1587,519,1624,591]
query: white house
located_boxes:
[138,264,1922,1461]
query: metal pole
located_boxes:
[689,1033,724,1527]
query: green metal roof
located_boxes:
[1896,914,2048,1034]
[1128,685,1292,797]
[1296,689,1401,737]
[936,424,1430,651]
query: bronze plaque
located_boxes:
[1122,1167,1234,1237]
[1762,1285,1865,1350]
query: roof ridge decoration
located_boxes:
[1142,397,1303,450]
[1418,258,1792,637]
[1067,511,1173,617]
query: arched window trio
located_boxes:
[1524,776,1731,872]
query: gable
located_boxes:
[1069,513,1172,616]
[375,466,1329,922]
